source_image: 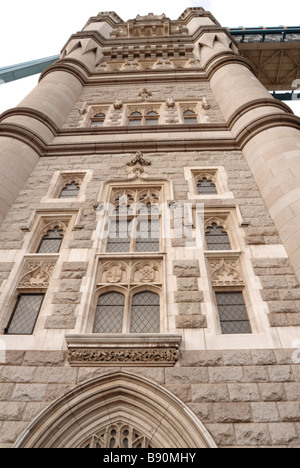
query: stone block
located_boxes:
[1,367,36,383]
[165,367,208,384]
[209,367,245,383]
[180,351,223,367]
[12,384,48,402]
[23,351,66,367]
[268,423,299,445]
[45,316,77,329]
[176,315,207,329]
[52,292,82,305]
[187,403,213,423]
[176,278,199,291]
[0,402,26,421]
[277,402,300,422]
[223,350,252,366]
[228,384,260,402]
[58,279,82,293]
[173,260,200,277]
[174,291,203,303]
[235,424,271,446]
[213,403,252,423]
[192,384,229,403]
[251,402,279,423]
[268,366,294,383]
[178,302,202,315]
[205,424,236,446]
[258,383,286,401]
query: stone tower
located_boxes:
[0,8,300,448]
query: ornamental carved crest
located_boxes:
[18,261,56,289]
[209,258,244,287]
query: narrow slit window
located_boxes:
[205,222,231,251]
[59,181,80,199]
[183,109,198,124]
[128,111,143,126]
[145,111,159,126]
[130,291,160,333]
[91,112,106,128]
[93,292,125,333]
[215,291,252,335]
[197,177,217,195]
[37,226,64,254]
[5,294,45,335]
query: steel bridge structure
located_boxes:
[0,26,300,101]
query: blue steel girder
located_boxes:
[0,55,59,84]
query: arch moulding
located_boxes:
[13,370,217,449]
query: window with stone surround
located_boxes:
[93,289,161,334]
[128,108,160,126]
[205,221,231,251]
[4,293,45,335]
[184,167,234,200]
[36,225,64,254]
[197,177,217,195]
[215,291,252,335]
[42,171,90,203]
[182,109,198,124]
[59,181,80,199]
[106,188,161,253]
[90,112,106,127]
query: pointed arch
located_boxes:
[13,371,217,448]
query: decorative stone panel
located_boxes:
[66,334,182,367]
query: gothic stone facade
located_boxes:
[0,8,300,448]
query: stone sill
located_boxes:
[66,333,182,367]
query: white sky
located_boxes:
[0,0,299,115]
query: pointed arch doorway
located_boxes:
[14,371,217,448]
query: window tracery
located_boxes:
[106,188,161,253]
[82,424,152,449]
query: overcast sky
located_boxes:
[0,0,299,114]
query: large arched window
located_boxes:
[106,188,160,253]
[93,290,160,334]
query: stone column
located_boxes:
[199,30,300,282]
[0,33,103,226]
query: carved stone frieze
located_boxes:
[68,347,179,366]
[208,257,244,287]
[18,260,56,289]
[97,259,161,285]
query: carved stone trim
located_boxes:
[66,334,182,367]
[18,259,57,290]
[208,257,244,287]
[127,151,151,167]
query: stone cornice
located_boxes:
[227,98,294,130]
[0,123,47,154]
[39,59,90,85]
[0,107,59,137]
[205,52,257,80]
[1,108,299,158]
[235,113,300,149]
